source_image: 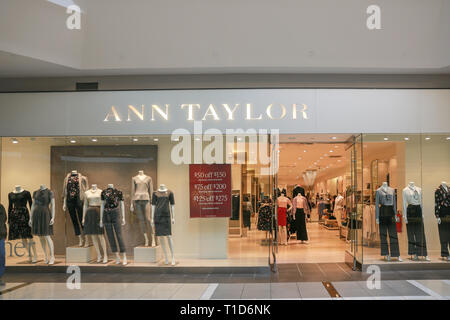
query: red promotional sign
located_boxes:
[189,164,232,218]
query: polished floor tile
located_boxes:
[170,283,210,300]
[270,282,301,299]
[241,283,271,300]
[296,282,330,298]
[211,283,244,300]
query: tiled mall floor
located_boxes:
[1,279,449,300]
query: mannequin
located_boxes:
[8,185,37,263]
[292,193,310,243]
[29,185,55,265]
[63,170,89,247]
[82,184,108,263]
[334,193,345,227]
[276,194,292,245]
[100,184,127,265]
[130,170,154,247]
[151,184,175,265]
[403,182,429,261]
[376,182,402,262]
[292,184,305,199]
[435,181,450,261]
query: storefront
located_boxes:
[0,89,448,271]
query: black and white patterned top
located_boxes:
[101,188,123,209]
[435,185,450,217]
[67,174,80,201]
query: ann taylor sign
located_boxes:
[103,103,310,122]
[0,89,448,136]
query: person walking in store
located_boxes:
[0,203,7,287]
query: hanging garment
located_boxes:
[231,194,240,220]
[7,190,33,240]
[292,185,305,198]
[294,208,308,241]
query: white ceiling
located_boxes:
[0,0,449,78]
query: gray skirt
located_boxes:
[154,211,171,236]
[32,206,53,236]
[84,206,104,235]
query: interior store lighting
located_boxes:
[12,138,18,144]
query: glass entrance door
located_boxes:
[345,134,364,270]
[268,133,279,272]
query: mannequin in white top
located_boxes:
[151,184,175,265]
[13,185,38,263]
[402,182,430,261]
[29,185,55,265]
[82,184,108,263]
[130,170,154,247]
[100,184,127,265]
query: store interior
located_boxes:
[1,133,449,268]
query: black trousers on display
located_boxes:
[103,208,126,253]
[243,210,251,229]
[379,206,400,257]
[67,198,84,236]
[437,207,450,257]
[295,208,308,241]
[406,205,427,256]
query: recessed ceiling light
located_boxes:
[329,150,333,153]
[334,145,338,148]
[331,137,337,140]
[91,138,98,142]
[173,138,180,142]
[132,138,139,142]
[338,160,342,162]
[237,137,242,141]
[153,138,159,142]
[11,138,18,144]
[384,137,389,141]
[70,139,76,144]
[298,157,302,160]
[425,137,431,140]
[446,137,450,140]
[404,137,409,141]
[303,150,307,153]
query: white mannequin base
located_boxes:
[133,246,162,263]
[66,245,96,263]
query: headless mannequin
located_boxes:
[403,182,430,261]
[130,170,155,247]
[63,170,85,247]
[376,182,402,262]
[29,185,55,265]
[100,184,127,265]
[276,194,291,245]
[151,184,175,265]
[82,184,108,263]
[14,185,37,263]
[437,182,449,261]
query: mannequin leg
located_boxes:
[143,233,149,247]
[28,239,37,263]
[167,236,175,265]
[115,252,120,264]
[122,252,127,265]
[91,235,101,262]
[159,236,169,264]
[22,239,32,262]
[39,236,48,264]
[45,236,55,264]
[99,235,108,263]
